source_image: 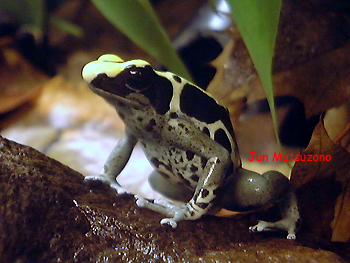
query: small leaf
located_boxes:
[226,0,281,145]
[290,120,350,242]
[90,0,191,80]
[50,16,83,37]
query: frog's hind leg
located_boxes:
[135,171,195,228]
[249,189,299,239]
[148,171,194,203]
[221,168,299,239]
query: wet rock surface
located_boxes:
[0,135,346,263]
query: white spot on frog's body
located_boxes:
[157,71,182,113]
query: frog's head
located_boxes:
[83,54,174,114]
[82,54,160,107]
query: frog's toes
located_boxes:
[249,220,297,240]
[286,232,296,240]
[135,196,171,214]
[249,220,271,232]
[160,218,178,228]
[154,198,176,208]
[84,174,109,184]
[135,196,188,227]
[109,182,128,195]
[159,207,188,228]
[85,175,127,195]
[135,196,148,207]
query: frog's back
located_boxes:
[156,71,239,162]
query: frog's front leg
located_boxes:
[85,129,137,194]
[221,168,299,239]
[137,119,231,227]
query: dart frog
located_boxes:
[82,54,299,239]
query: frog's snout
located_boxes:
[82,54,124,83]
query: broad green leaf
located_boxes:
[90,0,192,80]
[226,0,282,145]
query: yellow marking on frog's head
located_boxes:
[82,54,150,83]
[98,54,124,63]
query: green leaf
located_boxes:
[226,0,282,145]
[50,16,83,37]
[90,0,192,80]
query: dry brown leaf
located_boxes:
[273,43,350,118]
[0,47,48,114]
[208,37,350,122]
[290,120,350,242]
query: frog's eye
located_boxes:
[125,65,155,91]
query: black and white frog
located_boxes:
[82,54,299,239]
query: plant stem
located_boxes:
[333,122,350,144]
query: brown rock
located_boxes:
[0,136,346,262]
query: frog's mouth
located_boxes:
[91,85,143,108]
[88,72,134,98]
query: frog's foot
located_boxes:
[84,174,128,195]
[135,196,189,228]
[249,217,297,240]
